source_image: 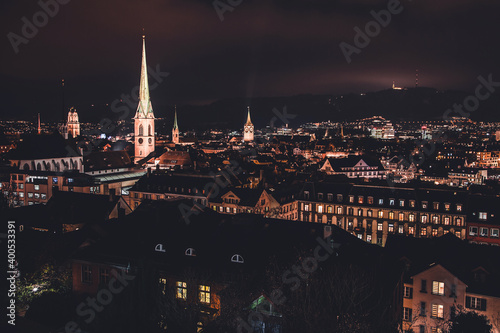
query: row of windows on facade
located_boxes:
[403,295,487,323]
[21,160,80,171]
[469,226,500,238]
[169,280,211,304]
[303,192,463,212]
[133,187,206,196]
[302,204,465,225]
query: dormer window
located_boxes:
[399,199,405,207]
[231,254,244,264]
[358,196,364,204]
[337,194,343,202]
[410,200,415,208]
[349,196,354,203]
[304,191,310,200]
[456,204,462,212]
[433,202,439,210]
[379,198,384,205]
[422,201,428,209]
[327,193,333,201]
[479,212,487,220]
[367,196,374,204]
[444,203,450,211]
[318,193,323,200]
[185,248,196,257]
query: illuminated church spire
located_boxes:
[243,106,254,142]
[172,106,179,144]
[134,34,155,163]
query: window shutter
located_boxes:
[481,299,487,311]
[466,296,471,308]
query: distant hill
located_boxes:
[153,87,500,130]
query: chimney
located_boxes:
[147,167,151,177]
[109,188,116,202]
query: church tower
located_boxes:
[243,106,254,142]
[172,106,179,144]
[134,35,155,163]
[66,107,80,139]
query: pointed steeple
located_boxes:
[173,106,178,130]
[246,106,252,125]
[135,35,154,118]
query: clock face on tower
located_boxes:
[138,138,143,144]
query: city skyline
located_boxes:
[1,0,500,121]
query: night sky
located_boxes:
[1,0,500,121]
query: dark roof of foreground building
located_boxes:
[6,132,80,160]
[83,150,133,172]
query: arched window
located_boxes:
[23,163,29,171]
[148,124,152,136]
[231,254,244,264]
[139,124,144,136]
[185,248,196,257]
[36,163,41,171]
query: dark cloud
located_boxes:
[1,0,499,120]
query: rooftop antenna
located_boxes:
[61,79,65,121]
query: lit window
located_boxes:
[378,211,383,218]
[432,215,439,224]
[304,204,310,212]
[327,206,333,213]
[479,212,487,220]
[444,203,450,211]
[480,227,488,237]
[34,184,40,191]
[469,227,478,236]
[349,196,354,203]
[367,196,374,204]
[358,196,364,204]
[176,281,187,300]
[367,210,373,217]
[491,229,499,237]
[377,223,383,231]
[421,215,428,223]
[317,205,323,213]
[399,200,405,207]
[337,206,343,214]
[199,285,211,304]
[431,304,444,319]
[444,217,450,225]
[432,281,445,296]
[409,226,414,235]
[422,201,428,209]
[456,204,462,212]
[399,225,404,234]
[409,214,415,222]
[421,228,427,236]
[410,200,415,208]
[388,224,394,232]
[389,199,395,206]
[304,191,309,199]
[433,202,439,210]
[399,213,404,221]
[357,209,363,216]
[389,211,395,220]
[379,198,384,205]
